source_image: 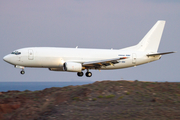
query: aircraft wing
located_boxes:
[147,51,176,56]
[83,57,128,69]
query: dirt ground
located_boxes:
[1,80,180,120]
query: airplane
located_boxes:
[3,20,175,77]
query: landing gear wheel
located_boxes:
[86,72,92,77]
[77,72,84,77]
[20,70,25,75]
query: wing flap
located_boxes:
[83,57,128,68]
[147,51,176,56]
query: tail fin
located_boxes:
[137,21,166,52]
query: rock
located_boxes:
[89,98,92,101]
[0,102,21,113]
[151,98,159,102]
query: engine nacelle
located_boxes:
[63,62,82,72]
[49,68,64,71]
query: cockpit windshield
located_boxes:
[11,51,21,55]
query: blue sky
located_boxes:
[0,0,179,82]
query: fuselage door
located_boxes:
[28,49,34,60]
[132,53,136,65]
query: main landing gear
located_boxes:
[86,72,92,77]
[77,72,84,77]
[77,70,92,77]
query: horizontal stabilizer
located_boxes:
[147,51,176,56]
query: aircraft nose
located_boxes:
[3,54,19,65]
[3,55,8,62]
[3,55,11,63]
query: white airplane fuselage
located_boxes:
[3,21,175,77]
[3,47,160,70]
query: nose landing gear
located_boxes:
[15,65,25,75]
[20,70,25,75]
[20,69,25,75]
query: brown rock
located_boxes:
[0,102,21,113]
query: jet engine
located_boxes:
[63,62,82,72]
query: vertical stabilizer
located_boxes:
[137,21,166,53]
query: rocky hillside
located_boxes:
[1,80,180,120]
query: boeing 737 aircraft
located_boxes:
[3,21,175,77]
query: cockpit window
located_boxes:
[11,51,21,55]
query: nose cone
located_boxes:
[3,54,14,64]
[3,55,9,62]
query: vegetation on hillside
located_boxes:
[1,80,180,120]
